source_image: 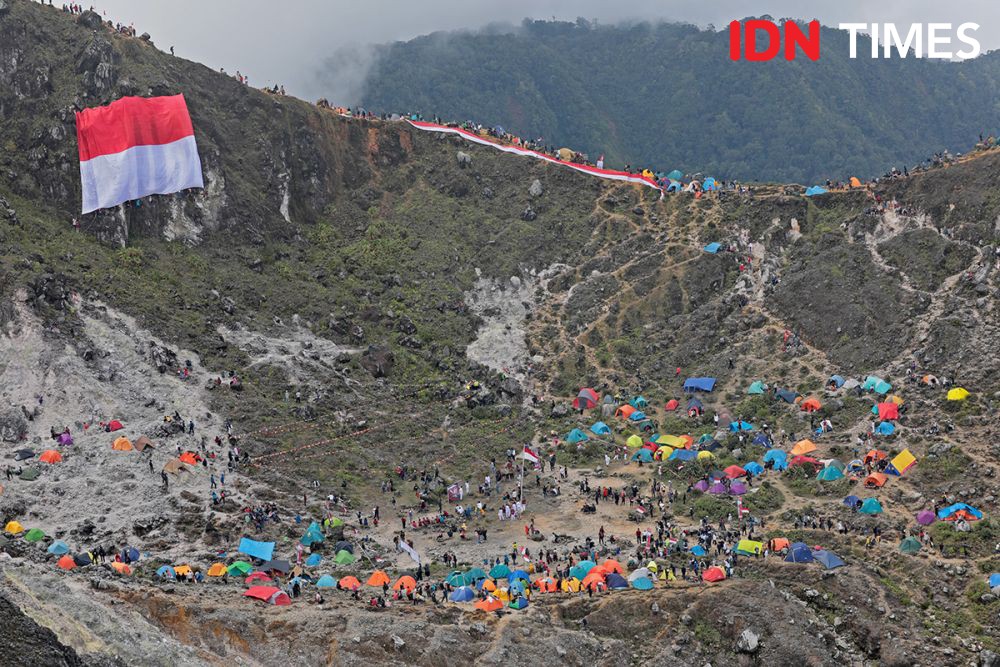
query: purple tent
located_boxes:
[708,481,728,495]
[916,510,936,526]
[729,483,747,495]
[58,432,73,446]
[693,480,709,492]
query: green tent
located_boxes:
[463,567,487,585]
[747,381,766,395]
[300,521,324,546]
[899,536,922,555]
[816,467,845,482]
[23,528,45,543]
[227,561,253,576]
[667,169,683,180]
[334,549,355,565]
[20,468,40,481]
[325,517,344,529]
[860,498,883,515]
[445,570,465,586]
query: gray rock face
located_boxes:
[77,9,103,29]
[529,179,543,197]
[456,151,472,167]
[736,629,759,653]
[360,345,394,378]
[0,408,28,443]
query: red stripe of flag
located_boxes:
[76,95,195,162]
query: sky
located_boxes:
[90,0,1000,102]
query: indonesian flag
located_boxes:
[521,445,539,464]
[76,95,204,214]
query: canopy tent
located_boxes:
[683,377,716,393]
[573,388,599,410]
[747,380,767,395]
[590,421,611,436]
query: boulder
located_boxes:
[456,151,472,167]
[360,345,394,378]
[0,409,28,443]
[77,9,103,29]
[521,206,537,222]
[529,179,543,197]
[735,629,759,653]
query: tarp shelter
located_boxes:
[39,450,62,464]
[590,422,611,436]
[573,388,599,410]
[875,403,899,421]
[133,436,155,452]
[785,542,814,563]
[947,387,970,401]
[244,586,291,606]
[747,381,766,395]
[860,498,883,514]
[261,560,290,574]
[735,540,762,556]
[814,550,845,569]
[702,566,726,583]
[938,503,983,521]
[615,405,637,420]
[776,389,798,403]
[316,575,337,588]
[47,540,69,555]
[112,436,133,451]
[703,242,722,254]
[817,466,845,481]
[565,429,589,444]
[828,375,846,388]
[899,537,922,555]
[805,185,828,196]
[885,449,917,476]
[238,538,275,562]
[683,378,716,393]
[791,440,817,456]
[864,472,888,488]
[800,397,822,412]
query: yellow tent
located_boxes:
[207,563,228,577]
[655,435,686,448]
[495,588,512,601]
[112,436,133,451]
[646,560,658,572]
[561,577,582,592]
[696,451,714,460]
[791,439,817,456]
[625,434,644,448]
[173,565,193,577]
[890,449,917,475]
[947,387,970,401]
[887,395,905,406]
[736,539,763,555]
[4,520,24,535]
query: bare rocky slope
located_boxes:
[1,1,1000,666]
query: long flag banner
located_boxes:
[405,120,660,191]
[76,95,204,213]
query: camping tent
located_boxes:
[656,434,686,448]
[4,521,24,535]
[24,528,45,542]
[565,429,589,444]
[864,472,888,488]
[669,449,697,462]
[39,450,62,464]
[629,396,648,409]
[785,542,814,563]
[762,449,788,470]
[47,540,69,555]
[632,449,653,463]
[899,537,922,555]
[885,449,917,475]
[747,380,766,395]
[316,575,337,588]
[628,411,648,422]
[817,466,845,482]
[339,576,361,590]
[865,448,889,463]
[743,461,764,476]
[57,555,77,570]
[800,397,822,412]
[590,422,611,436]
[775,389,798,403]
[729,421,754,432]
[244,586,291,606]
[702,566,726,582]
[664,399,679,411]
[916,510,936,526]
[615,405,637,420]
[58,432,73,446]
[947,387,970,401]
[573,388,599,410]
[724,465,746,479]
[207,563,228,577]
[791,439,817,456]
[631,577,654,590]
[735,540,762,556]
[683,378,716,393]
[107,420,124,431]
[334,550,355,565]
[849,176,863,188]
[805,185,828,196]
[814,550,845,569]
[626,434,644,449]
[875,403,899,421]
[938,503,983,521]
[305,553,322,567]
[133,436,155,451]
[828,375,846,388]
[227,561,252,576]
[860,498,884,514]
[863,376,892,394]
[450,586,476,602]
[112,436,133,451]
[875,421,895,436]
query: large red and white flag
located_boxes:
[76,95,204,214]
[521,445,539,464]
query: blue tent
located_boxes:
[509,580,527,595]
[863,376,892,394]
[729,421,754,432]
[631,577,654,590]
[843,495,862,509]
[684,378,716,393]
[238,537,275,561]
[300,521,324,546]
[606,573,629,589]
[785,542,814,563]
[776,389,798,403]
[632,449,654,462]
[814,550,846,569]
[666,180,682,192]
[743,461,764,476]
[805,185,828,196]
[828,375,845,388]
[860,498,884,515]
[989,573,1000,589]
[690,545,707,556]
[316,575,337,588]
[156,565,176,579]
[629,396,648,408]
[489,564,511,579]
[752,433,772,447]
[669,449,698,462]
[509,569,531,583]
[629,411,648,422]
[305,553,322,567]
[565,428,589,444]
[937,502,983,521]
[703,242,722,254]
[875,421,895,436]
[47,540,69,555]
[509,597,529,610]
[590,422,611,436]
[450,586,476,602]
[762,449,788,470]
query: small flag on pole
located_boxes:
[521,445,539,464]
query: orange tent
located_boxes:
[112,436,133,452]
[849,176,863,188]
[339,576,361,591]
[581,571,606,589]
[615,405,637,419]
[179,451,199,466]
[863,449,887,464]
[532,577,558,593]
[702,566,727,583]
[790,439,817,456]
[57,555,76,570]
[207,563,228,577]
[600,559,624,575]
[39,450,63,464]
[767,538,790,552]
[475,597,504,612]
[800,397,822,412]
[481,579,497,592]
[111,562,132,575]
[864,472,888,488]
[366,570,390,587]
[393,576,416,592]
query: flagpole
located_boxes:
[519,450,525,505]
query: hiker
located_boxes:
[161,471,169,490]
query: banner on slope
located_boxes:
[405,120,660,191]
[76,95,204,214]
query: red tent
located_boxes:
[107,420,124,431]
[702,566,726,583]
[723,465,746,479]
[179,451,200,466]
[665,399,679,412]
[244,586,291,605]
[877,403,899,421]
[573,388,599,410]
[789,456,821,469]
[245,572,273,584]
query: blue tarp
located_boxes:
[989,573,1000,589]
[590,421,611,436]
[814,550,846,569]
[805,185,828,196]
[684,378,716,393]
[238,537,275,562]
[669,449,698,462]
[690,545,707,556]
[828,375,845,387]
[703,242,722,254]
[938,502,983,520]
